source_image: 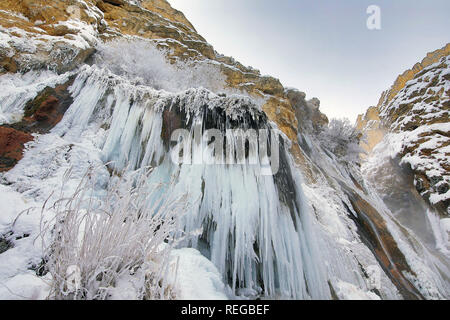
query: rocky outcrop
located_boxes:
[357,45,450,215]
[285,88,329,135]
[377,43,450,110]
[21,78,74,132]
[0,1,99,73]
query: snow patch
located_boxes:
[335,281,381,300]
[170,248,228,300]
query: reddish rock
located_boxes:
[0,126,33,172]
[22,79,74,133]
[0,77,74,172]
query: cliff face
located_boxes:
[357,44,450,215]
[1,0,449,300]
[0,0,301,141]
[377,44,450,111]
[355,106,385,156]
[0,0,328,192]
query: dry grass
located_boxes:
[41,166,187,300]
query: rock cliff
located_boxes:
[357,44,450,215]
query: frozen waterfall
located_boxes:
[48,65,332,299]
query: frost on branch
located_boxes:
[318,118,365,164]
[94,39,226,93]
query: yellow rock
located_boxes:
[378,43,450,109]
[355,106,385,157]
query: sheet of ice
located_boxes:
[1,41,448,300]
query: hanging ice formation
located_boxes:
[41,64,331,299]
[4,57,448,299]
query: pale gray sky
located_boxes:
[168,0,449,122]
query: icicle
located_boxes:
[48,65,332,298]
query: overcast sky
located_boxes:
[168,0,449,122]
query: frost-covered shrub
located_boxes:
[318,118,365,163]
[44,167,187,300]
[94,39,226,93]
